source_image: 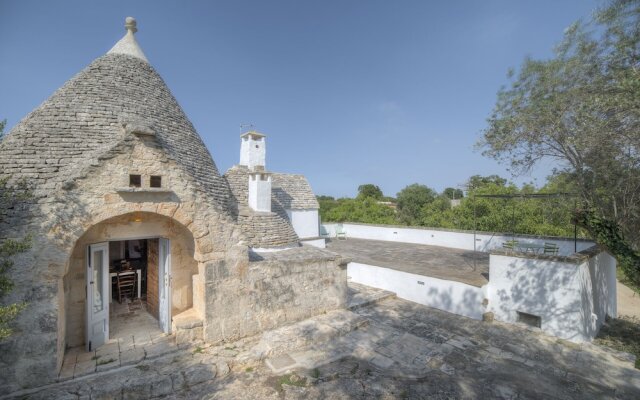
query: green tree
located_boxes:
[356,184,383,200]
[479,0,640,284]
[466,175,507,190]
[396,184,437,225]
[323,197,395,225]
[442,187,463,200]
[421,195,455,228]
[0,120,30,340]
[317,195,338,222]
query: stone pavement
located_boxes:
[327,238,490,287]
[59,299,175,381]
[257,296,640,398]
[346,282,396,310]
[4,284,639,399]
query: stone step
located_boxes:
[246,309,369,363]
[347,282,396,310]
[172,308,204,344]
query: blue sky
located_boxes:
[0,0,601,198]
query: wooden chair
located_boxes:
[335,224,347,240]
[116,271,137,303]
[543,242,560,255]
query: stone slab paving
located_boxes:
[327,237,490,287]
[346,282,396,310]
[5,285,640,399]
[59,301,176,381]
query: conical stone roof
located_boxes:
[0,19,232,212]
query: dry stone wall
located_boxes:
[203,246,348,344]
[0,133,241,394]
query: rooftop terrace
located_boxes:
[326,238,489,287]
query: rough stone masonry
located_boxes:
[0,17,347,395]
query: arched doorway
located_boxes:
[62,212,198,351]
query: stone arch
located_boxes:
[59,211,207,352]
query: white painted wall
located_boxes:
[300,238,326,249]
[240,133,266,169]
[322,222,593,256]
[348,262,486,320]
[587,251,617,326]
[488,248,616,343]
[248,173,271,212]
[286,209,319,239]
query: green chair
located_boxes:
[335,224,347,240]
[543,242,559,255]
[320,225,330,238]
[502,240,518,250]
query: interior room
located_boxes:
[108,238,161,334]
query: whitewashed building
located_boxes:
[224,131,324,249]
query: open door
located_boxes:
[158,238,171,333]
[86,242,109,351]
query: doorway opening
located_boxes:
[108,239,158,339]
[86,237,171,351]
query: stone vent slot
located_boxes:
[150,175,162,188]
[517,311,541,328]
[129,174,141,188]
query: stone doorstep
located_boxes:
[172,308,203,327]
[14,349,211,400]
[120,348,146,367]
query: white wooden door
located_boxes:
[158,238,172,333]
[86,242,109,351]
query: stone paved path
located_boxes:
[5,285,639,399]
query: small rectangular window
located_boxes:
[150,175,162,188]
[129,174,141,188]
[517,311,541,328]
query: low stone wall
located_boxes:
[202,246,348,344]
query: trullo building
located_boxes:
[0,17,346,393]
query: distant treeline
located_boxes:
[318,175,585,238]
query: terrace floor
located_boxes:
[18,283,640,400]
[326,237,490,287]
[59,298,175,381]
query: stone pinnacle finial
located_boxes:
[125,17,138,34]
[107,16,148,62]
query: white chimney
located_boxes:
[240,131,266,170]
[248,171,272,212]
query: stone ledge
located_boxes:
[116,187,174,194]
[491,244,603,264]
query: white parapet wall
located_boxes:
[347,262,487,320]
[287,209,320,239]
[322,222,594,256]
[488,247,616,343]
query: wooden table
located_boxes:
[109,269,142,303]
